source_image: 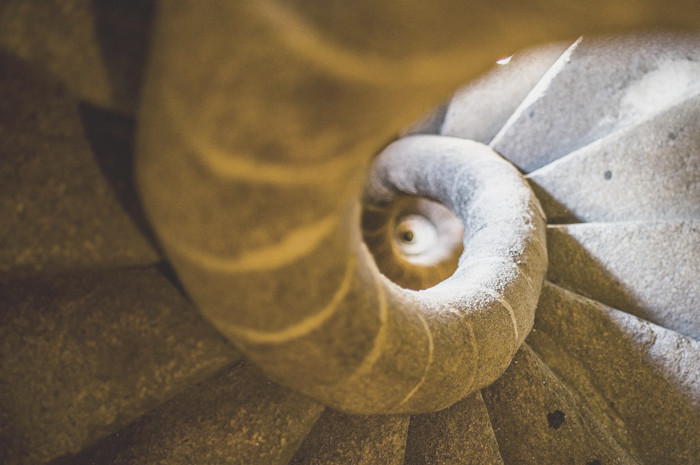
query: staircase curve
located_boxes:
[0,2,699,465]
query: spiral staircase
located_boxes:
[1,3,699,465]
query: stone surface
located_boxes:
[0,0,153,114]
[0,51,159,278]
[404,392,504,465]
[491,32,700,172]
[4,4,700,465]
[441,42,568,144]
[527,94,700,223]
[483,344,637,465]
[57,362,324,465]
[0,266,240,465]
[546,221,700,340]
[136,2,700,420]
[529,283,700,464]
[290,409,409,464]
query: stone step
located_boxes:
[528,282,700,465]
[52,361,324,465]
[404,392,504,465]
[0,266,240,465]
[491,32,700,173]
[0,0,152,114]
[482,344,639,465]
[546,221,700,340]
[290,409,410,465]
[0,51,159,279]
[441,42,568,144]
[527,94,700,223]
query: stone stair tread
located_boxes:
[0,51,159,279]
[441,42,568,144]
[491,32,700,173]
[545,220,700,340]
[404,391,504,465]
[52,361,324,465]
[528,282,700,464]
[0,0,151,114]
[482,344,639,465]
[0,266,240,465]
[526,94,700,223]
[290,409,409,465]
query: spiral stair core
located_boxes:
[0,7,699,465]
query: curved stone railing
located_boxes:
[135,2,700,414]
[137,3,550,414]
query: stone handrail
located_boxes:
[136,1,700,413]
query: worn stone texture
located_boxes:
[528,282,700,465]
[0,51,159,278]
[527,93,700,223]
[441,42,568,144]
[404,392,504,465]
[57,362,324,465]
[290,409,410,464]
[0,267,240,465]
[546,221,700,340]
[491,32,700,173]
[483,344,638,465]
